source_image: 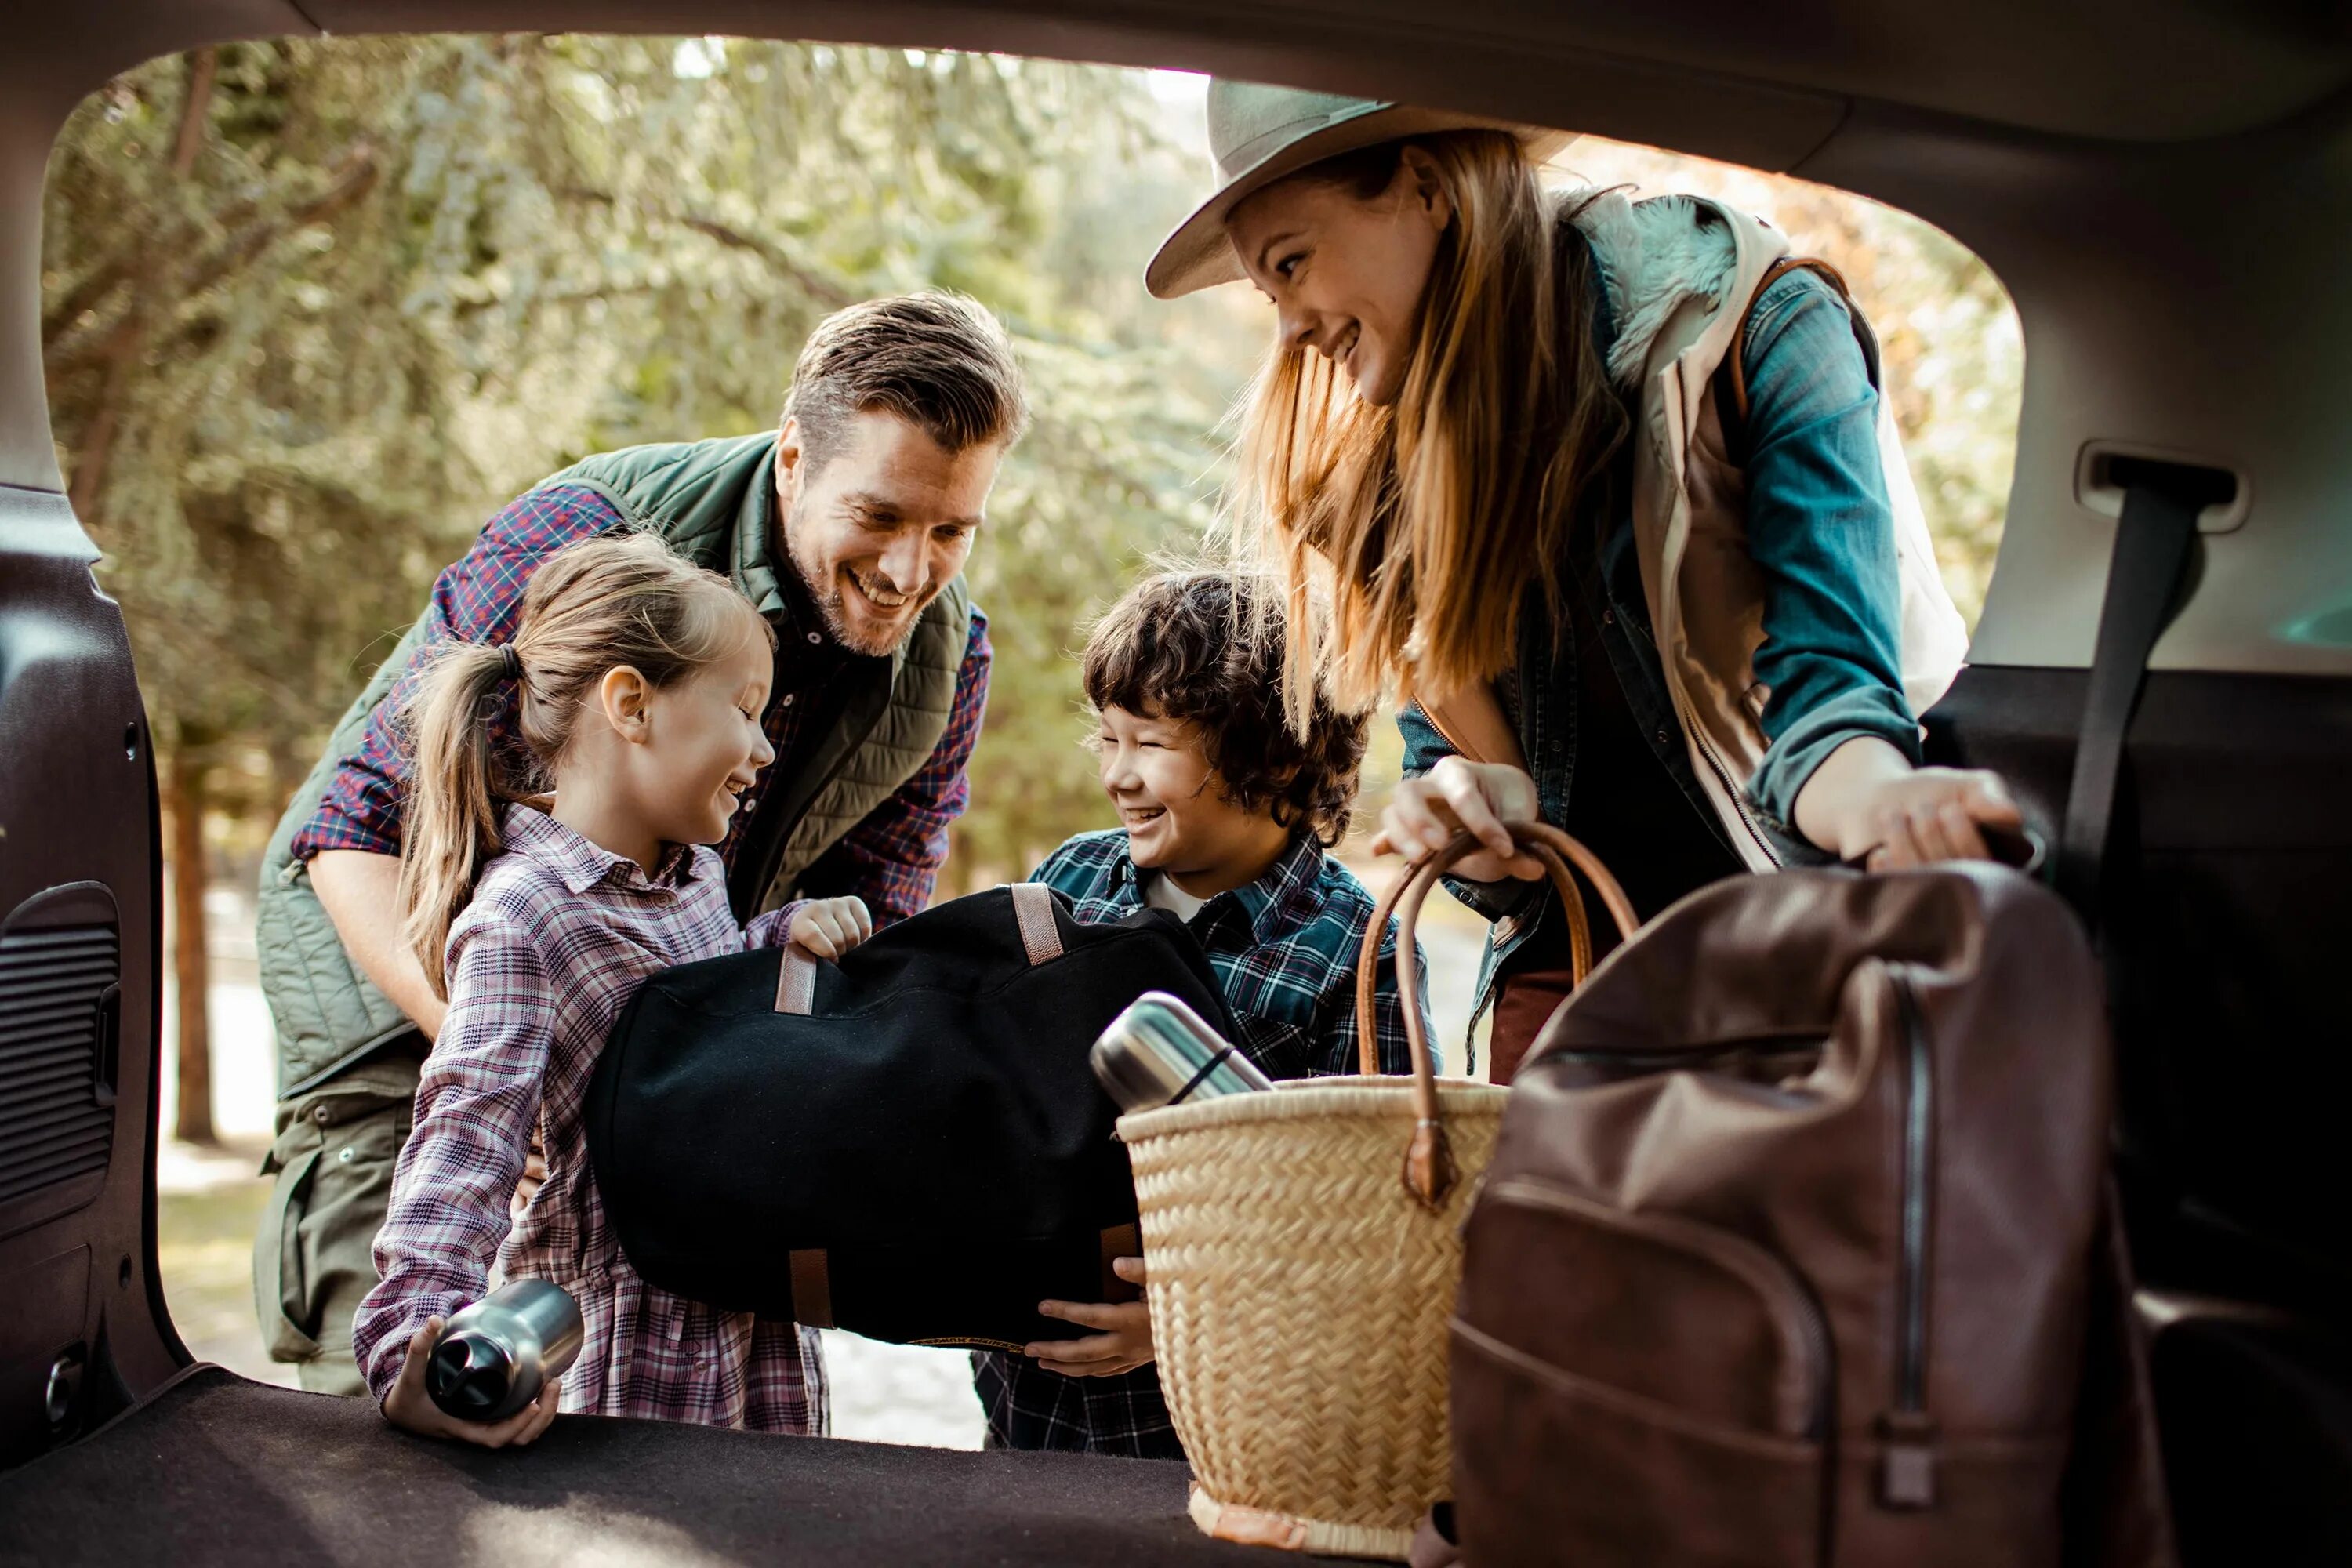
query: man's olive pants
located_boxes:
[251,1051,419,1396]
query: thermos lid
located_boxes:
[427,1330,512,1417]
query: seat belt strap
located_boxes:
[2057,465,2222,929]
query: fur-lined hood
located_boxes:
[1561,187,1741,391]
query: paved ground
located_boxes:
[157,868,1491,1443]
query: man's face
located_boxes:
[775,408,1001,657]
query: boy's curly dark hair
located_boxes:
[1082,571,1367,847]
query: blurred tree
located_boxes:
[42,38,1243,1127]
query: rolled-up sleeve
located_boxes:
[1737,270,1923,829]
[293,487,625,862]
[351,902,551,1403]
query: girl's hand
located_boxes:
[1027,1257,1154,1378]
[789,896,874,960]
[380,1316,562,1448]
[1370,758,1546,882]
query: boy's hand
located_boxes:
[1028,1256,1153,1377]
[380,1316,562,1448]
[789,896,874,960]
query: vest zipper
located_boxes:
[1877,971,1937,1508]
[1678,702,1779,866]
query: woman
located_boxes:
[1148,81,2023,1075]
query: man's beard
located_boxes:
[782,505,927,659]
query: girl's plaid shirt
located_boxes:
[353,804,826,1433]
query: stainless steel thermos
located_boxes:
[1091,991,1272,1112]
[426,1279,584,1423]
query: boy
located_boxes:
[973,569,1432,1460]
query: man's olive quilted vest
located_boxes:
[255,433,972,1096]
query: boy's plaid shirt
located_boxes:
[292,483,991,927]
[974,826,1433,1458]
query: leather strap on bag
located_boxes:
[773,882,1065,1014]
[782,1224,1140,1330]
[1356,821,1637,1209]
[2057,462,2227,931]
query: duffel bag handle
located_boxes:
[1356,821,1639,1209]
[775,883,1064,1014]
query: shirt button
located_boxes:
[1602,607,1615,626]
[805,631,821,645]
[338,1147,354,1163]
[314,1105,332,1124]
[779,694,795,707]
[1656,727,1671,745]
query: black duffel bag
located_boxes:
[585,882,1239,1351]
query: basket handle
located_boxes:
[1356,820,1640,1209]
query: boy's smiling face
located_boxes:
[1095,702,1293,896]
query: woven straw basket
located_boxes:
[1120,823,1636,1559]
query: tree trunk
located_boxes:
[66,47,216,528]
[165,744,215,1145]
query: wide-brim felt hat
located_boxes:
[1145,78,1574,299]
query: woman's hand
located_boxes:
[1370,758,1546,881]
[379,1316,562,1448]
[1027,1257,1154,1378]
[789,896,874,960]
[1795,737,2024,869]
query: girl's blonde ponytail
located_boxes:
[397,641,524,999]
[392,532,772,997]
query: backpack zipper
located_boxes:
[1877,971,1938,1508]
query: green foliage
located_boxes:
[44,37,1244,866]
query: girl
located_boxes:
[1146,81,2024,1074]
[351,532,873,1446]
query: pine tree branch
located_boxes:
[554,185,857,309]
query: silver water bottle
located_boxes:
[1091,991,1273,1112]
[426,1279,584,1423]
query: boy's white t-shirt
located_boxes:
[1142,872,1207,923]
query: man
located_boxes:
[251,292,1026,1394]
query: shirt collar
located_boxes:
[499,802,699,895]
[1223,831,1327,946]
[1107,829,1324,945]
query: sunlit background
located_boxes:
[41,37,2020,1444]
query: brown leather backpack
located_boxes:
[1445,826,2173,1566]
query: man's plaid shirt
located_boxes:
[292,482,991,927]
[974,826,1433,1458]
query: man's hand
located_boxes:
[379,1316,562,1448]
[789,895,874,960]
[1027,1257,1154,1378]
[309,849,448,1040]
[1369,758,1545,882]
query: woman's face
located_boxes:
[1225,151,1452,407]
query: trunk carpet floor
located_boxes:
[0,1366,1356,1566]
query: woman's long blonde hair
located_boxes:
[396,532,773,996]
[1228,130,1626,724]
